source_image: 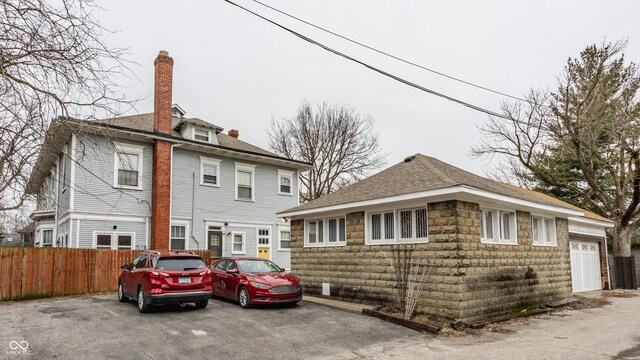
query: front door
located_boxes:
[208,227,223,258]
[257,228,270,260]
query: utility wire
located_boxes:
[224,0,510,120]
[251,0,532,105]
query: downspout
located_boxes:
[169,144,181,248]
[605,234,612,290]
[191,171,200,249]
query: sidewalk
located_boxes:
[302,295,373,314]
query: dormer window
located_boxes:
[194,128,210,142]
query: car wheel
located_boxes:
[137,286,151,313]
[118,282,128,303]
[238,287,251,309]
[195,300,208,309]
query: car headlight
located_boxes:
[250,281,270,289]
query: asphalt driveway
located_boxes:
[2,292,640,360]
[0,295,418,359]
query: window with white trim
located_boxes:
[369,211,395,242]
[531,216,557,246]
[480,208,517,244]
[113,143,144,190]
[94,232,134,250]
[279,229,291,250]
[42,229,53,248]
[232,232,245,254]
[258,229,270,245]
[278,170,294,195]
[194,128,210,142]
[235,163,256,201]
[200,157,221,187]
[170,225,186,250]
[367,207,428,244]
[305,217,345,247]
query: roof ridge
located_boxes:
[415,154,457,186]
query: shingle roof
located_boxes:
[94,112,279,158]
[280,154,608,222]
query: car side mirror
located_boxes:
[226,269,238,275]
[280,268,286,272]
[120,264,129,270]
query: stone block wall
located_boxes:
[291,200,573,322]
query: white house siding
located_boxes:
[73,133,152,216]
[171,148,298,268]
[57,220,70,247]
[76,219,147,249]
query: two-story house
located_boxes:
[25,50,310,269]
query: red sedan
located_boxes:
[210,258,302,308]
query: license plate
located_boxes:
[178,277,191,284]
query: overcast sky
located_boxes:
[99,0,640,176]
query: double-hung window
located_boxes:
[235,163,256,201]
[193,128,210,142]
[232,232,246,254]
[113,142,144,190]
[279,229,291,250]
[480,207,517,244]
[42,229,53,248]
[170,225,186,250]
[305,217,345,247]
[200,157,221,187]
[531,215,557,246]
[278,170,294,195]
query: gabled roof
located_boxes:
[279,154,610,224]
[26,112,311,194]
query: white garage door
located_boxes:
[570,241,602,292]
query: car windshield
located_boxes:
[155,257,206,271]
[237,260,281,274]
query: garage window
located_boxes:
[531,216,557,246]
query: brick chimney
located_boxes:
[228,129,239,139]
[151,50,173,250]
[153,50,173,134]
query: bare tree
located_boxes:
[0,0,131,211]
[269,101,387,202]
[473,40,640,257]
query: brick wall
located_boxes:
[291,200,573,322]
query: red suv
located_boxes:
[118,251,213,313]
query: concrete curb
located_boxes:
[302,295,373,314]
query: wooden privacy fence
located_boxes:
[0,248,211,301]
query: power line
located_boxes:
[224,0,510,120]
[250,0,532,105]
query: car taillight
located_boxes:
[150,271,170,278]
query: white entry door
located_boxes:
[570,241,602,292]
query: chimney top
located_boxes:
[228,129,239,139]
[159,50,169,56]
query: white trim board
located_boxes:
[279,185,585,218]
